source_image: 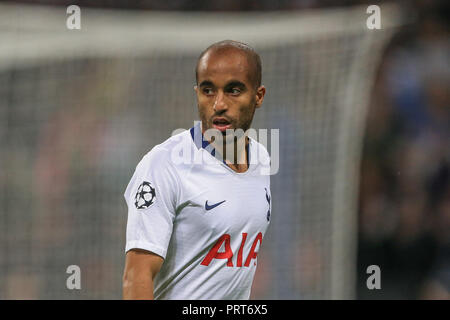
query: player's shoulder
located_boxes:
[138,129,191,170]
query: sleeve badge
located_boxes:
[134,181,156,209]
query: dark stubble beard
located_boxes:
[197,103,256,165]
[198,103,256,143]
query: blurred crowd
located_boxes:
[0,0,392,11]
[357,1,449,299]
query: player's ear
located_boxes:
[194,85,198,93]
[255,85,266,109]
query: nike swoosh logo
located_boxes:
[205,200,226,211]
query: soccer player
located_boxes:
[122,40,271,299]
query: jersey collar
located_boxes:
[190,121,250,166]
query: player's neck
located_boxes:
[212,136,249,173]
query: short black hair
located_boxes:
[195,40,262,88]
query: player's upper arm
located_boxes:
[123,248,164,282]
[123,249,164,299]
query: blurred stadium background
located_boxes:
[0,0,448,299]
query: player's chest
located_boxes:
[178,173,271,235]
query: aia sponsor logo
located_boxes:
[201,232,263,267]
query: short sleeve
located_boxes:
[124,147,180,259]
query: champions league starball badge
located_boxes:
[134,181,156,209]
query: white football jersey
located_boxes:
[124,122,271,300]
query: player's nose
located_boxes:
[213,90,228,112]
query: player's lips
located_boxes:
[212,117,232,132]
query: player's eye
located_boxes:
[229,88,241,95]
[202,87,214,95]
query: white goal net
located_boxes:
[0,3,401,299]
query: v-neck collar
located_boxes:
[189,122,250,169]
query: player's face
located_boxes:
[195,49,265,140]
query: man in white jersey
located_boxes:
[122,40,271,299]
